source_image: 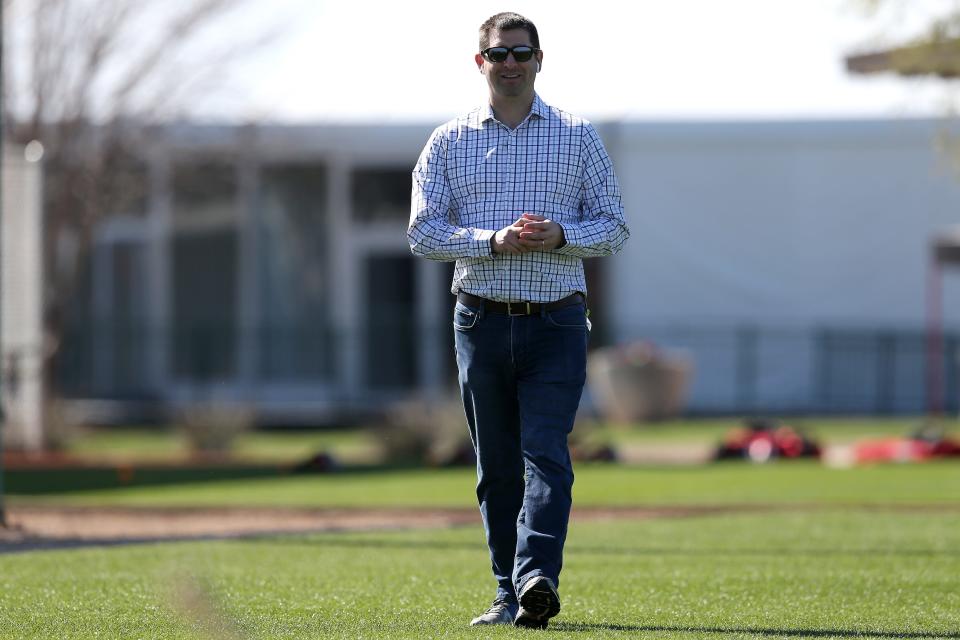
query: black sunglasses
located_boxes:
[480,45,540,63]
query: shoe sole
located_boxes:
[514,609,549,629]
[515,578,560,628]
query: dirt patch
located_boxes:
[0,505,748,552]
[2,503,955,553]
[0,506,480,548]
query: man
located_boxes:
[408,11,629,629]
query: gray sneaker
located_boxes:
[514,576,561,629]
[470,600,517,626]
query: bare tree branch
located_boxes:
[66,0,133,124]
[108,0,250,116]
[2,0,289,449]
[130,24,282,121]
[28,0,70,129]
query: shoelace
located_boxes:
[486,600,514,615]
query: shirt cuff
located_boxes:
[473,228,496,258]
[554,223,581,255]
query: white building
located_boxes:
[65,118,960,421]
[609,119,960,414]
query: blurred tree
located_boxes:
[1,0,277,449]
[847,0,960,77]
[846,1,960,420]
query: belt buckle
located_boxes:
[508,302,532,316]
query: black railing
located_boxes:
[55,321,960,415]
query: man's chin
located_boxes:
[495,85,529,98]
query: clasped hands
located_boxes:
[491,213,564,255]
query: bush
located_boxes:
[176,401,254,455]
[373,396,474,466]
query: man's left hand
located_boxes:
[518,213,565,251]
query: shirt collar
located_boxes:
[479,94,549,126]
[529,94,549,119]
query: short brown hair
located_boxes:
[478,12,540,52]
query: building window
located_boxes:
[351,168,410,223]
[172,230,238,380]
[257,163,332,380]
[364,254,417,389]
[103,156,149,217]
[170,159,238,380]
[172,161,238,230]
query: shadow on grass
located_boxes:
[2,461,439,495]
[256,536,960,558]
[551,622,960,639]
[3,466,285,494]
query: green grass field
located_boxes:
[64,417,957,463]
[2,419,959,638]
[0,510,957,639]
[6,460,960,509]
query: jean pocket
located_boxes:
[545,303,588,329]
[453,302,480,331]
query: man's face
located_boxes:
[476,28,541,100]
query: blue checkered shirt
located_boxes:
[408,94,630,303]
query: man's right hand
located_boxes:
[491,217,530,255]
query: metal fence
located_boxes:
[626,324,953,415]
[55,320,959,416]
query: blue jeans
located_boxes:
[453,298,588,604]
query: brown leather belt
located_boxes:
[457,292,584,316]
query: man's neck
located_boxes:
[490,94,534,130]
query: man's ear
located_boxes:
[474,52,485,73]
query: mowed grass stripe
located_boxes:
[0,511,957,639]
[11,461,960,508]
